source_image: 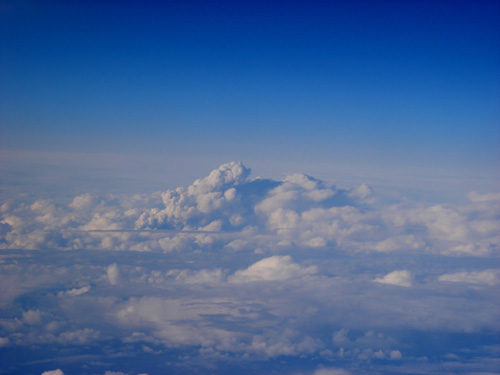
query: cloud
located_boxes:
[58,328,100,344]
[22,309,43,325]
[313,368,353,375]
[467,191,500,203]
[438,270,499,286]
[1,161,499,375]
[228,256,317,283]
[59,285,91,297]
[374,270,413,287]
[107,263,120,285]
[0,161,498,258]
[0,337,9,347]
[41,370,64,375]
[390,350,402,359]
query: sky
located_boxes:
[0,1,499,375]
[1,0,499,199]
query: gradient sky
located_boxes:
[1,0,499,199]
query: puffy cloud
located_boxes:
[60,285,91,297]
[390,350,403,359]
[135,161,251,231]
[228,256,317,283]
[69,193,94,209]
[41,370,64,375]
[22,309,43,325]
[374,270,413,287]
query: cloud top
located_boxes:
[0,161,498,258]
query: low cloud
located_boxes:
[228,256,317,283]
[41,370,64,375]
[438,270,499,286]
[374,270,413,287]
[107,264,120,285]
[313,368,353,375]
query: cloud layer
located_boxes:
[0,162,499,375]
[1,161,498,258]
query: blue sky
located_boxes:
[1,0,499,199]
[0,2,500,375]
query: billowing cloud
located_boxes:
[0,161,498,258]
[374,270,413,287]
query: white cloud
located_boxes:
[374,270,413,287]
[69,193,94,209]
[228,256,316,283]
[0,161,498,258]
[107,263,120,285]
[58,328,100,344]
[438,270,499,286]
[467,191,500,203]
[313,368,353,375]
[41,370,64,375]
[22,309,43,325]
[390,350,402,359]
[61,285,91,296]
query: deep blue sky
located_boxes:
[1,0,499,195]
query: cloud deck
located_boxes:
[0,162,499,375]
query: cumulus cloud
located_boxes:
[60,285,91,296]
[228,256,317,283]
[41,370,64,375]
[374,270,413,287]
[390,350,403,359]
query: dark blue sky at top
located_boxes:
[1,0,499,176]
